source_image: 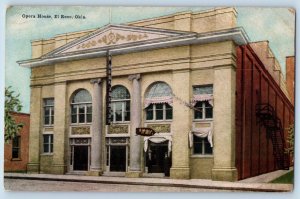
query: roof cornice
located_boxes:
[18,27,249,68]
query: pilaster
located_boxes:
[170,70,191,179]
[88,78,103,176]
[211,66,237,181]
[52,82,67,174]
[27,86,42,173]
[126,74,142,177]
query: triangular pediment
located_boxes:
[18,27,248,68]
[46,24,195,57]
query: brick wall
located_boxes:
[4,112,30,172]
[236,45,294,180]
[286,56,295,105]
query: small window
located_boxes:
[12,136,21,159]
[43,134,53,153]
[194,101,213,120]
[193,85,213,120]
[193,135,212,155]
[44,98,54,126]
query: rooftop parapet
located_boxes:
[30,7,238,58]
[249,41,289,99]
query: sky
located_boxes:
[5,6,295,114]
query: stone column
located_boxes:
[211,66,237,181]
[52,82,67,174]
[27,86,42,173]
[89,78,103,176]
[126,74,142,177]
[170,70,191,179]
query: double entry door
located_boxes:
[147,141,171,175]
[70,138,90,171]
[107,137,129,172]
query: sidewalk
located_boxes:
[4,170,293,192]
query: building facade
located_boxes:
[4,112,30,172]
[236,44,294,180]
[18,7,294,181]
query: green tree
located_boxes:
[285,124,294,162]
[4,86,24,143]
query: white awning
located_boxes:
[188,127,213,148]
[144,82,173,108]
[144,135,172,154]
[191,94,214,107]
[191,85,214,106]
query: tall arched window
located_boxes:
[71,89,92,124]
[111,86,130,123]
[145,82,173,121]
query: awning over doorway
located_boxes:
[144,135,172,154]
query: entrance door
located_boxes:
[147,141,169,173]
[110,146,126,172]
[73,145,89,171]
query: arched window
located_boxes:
[71,89,92,124]
[111,86,130,123]
[145,82,173,121]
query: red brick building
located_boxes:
[286,56,295,106]
[4,112,30,172]
[236,43,294,180]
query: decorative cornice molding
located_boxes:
[18,27,249,68]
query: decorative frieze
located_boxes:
[108,124,129,134]
[76,31,148,50]
[147,124,171,133]
[71,126,90,135]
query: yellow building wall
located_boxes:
[28,7,238,179]
[190,157,214,179]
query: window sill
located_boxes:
[41,153,53,156]
[193,119,213,122]
[110,122,130,125]
[70,123,91,126]
[44,125,54,127]
[190,154,213,158]
[11,158,22,161]
[145,120,172,124]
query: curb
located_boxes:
[4,174,292,192]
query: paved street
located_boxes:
[4,179,230,192]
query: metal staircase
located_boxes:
[256,103,289,170]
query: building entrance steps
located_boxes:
[4,169,293,192]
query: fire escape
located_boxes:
[256,103,289,169]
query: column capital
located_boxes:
[90,78,102,84]
[128,74,141,81]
